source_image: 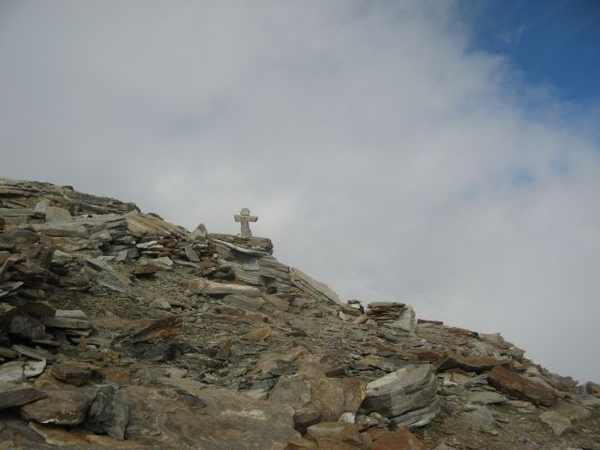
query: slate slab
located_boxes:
[487,366,557,406]
[0,382,47,409]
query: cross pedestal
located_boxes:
[234,208,258,238]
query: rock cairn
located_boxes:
[0,176,599,450]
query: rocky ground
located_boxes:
[0,176,599,450]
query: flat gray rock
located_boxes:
[539,410,572,436]
[0,360,46,383]
[467,390,507,405]
[188,277,261,297]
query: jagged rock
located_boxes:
[20,387,96,425]
[183,243,200,262]
[290,268,343,307]
[0,382,47,409]
[361,364,439,428]
[86,385,129,440]
[84,258,132,293]
[487,366,557,406]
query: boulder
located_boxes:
[49,361,96,386]
[269,373,346,432]
[487,366,557,406]
[539,410,571,436]
[86,385,129,440]
[20,387,96,425]
[124,385,299,449]
[361,364,439,428]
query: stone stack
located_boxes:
[366,302,416,332]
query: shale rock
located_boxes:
[0,381,47,409]
[361,364,439,428]
[487,365,558,406]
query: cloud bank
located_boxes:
[1,1,599,381]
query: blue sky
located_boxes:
[461,0,600,107]
[1,0,599,382]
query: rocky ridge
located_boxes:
[0,176,599,450]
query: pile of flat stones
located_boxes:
[0,177,599,450]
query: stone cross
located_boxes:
[234,208,258,238]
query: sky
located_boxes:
[1,0,599,383]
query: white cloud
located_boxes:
[1,0,599,382]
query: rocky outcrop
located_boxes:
[0,177,599,449]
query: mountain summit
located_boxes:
[1,177,598,449]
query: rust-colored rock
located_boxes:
[306,422,369,450]
[129,315,182,343]
[370,427,425,450]
[49,361,96,386]
[487,366,557,406]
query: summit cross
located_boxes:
[234,208,258,238]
